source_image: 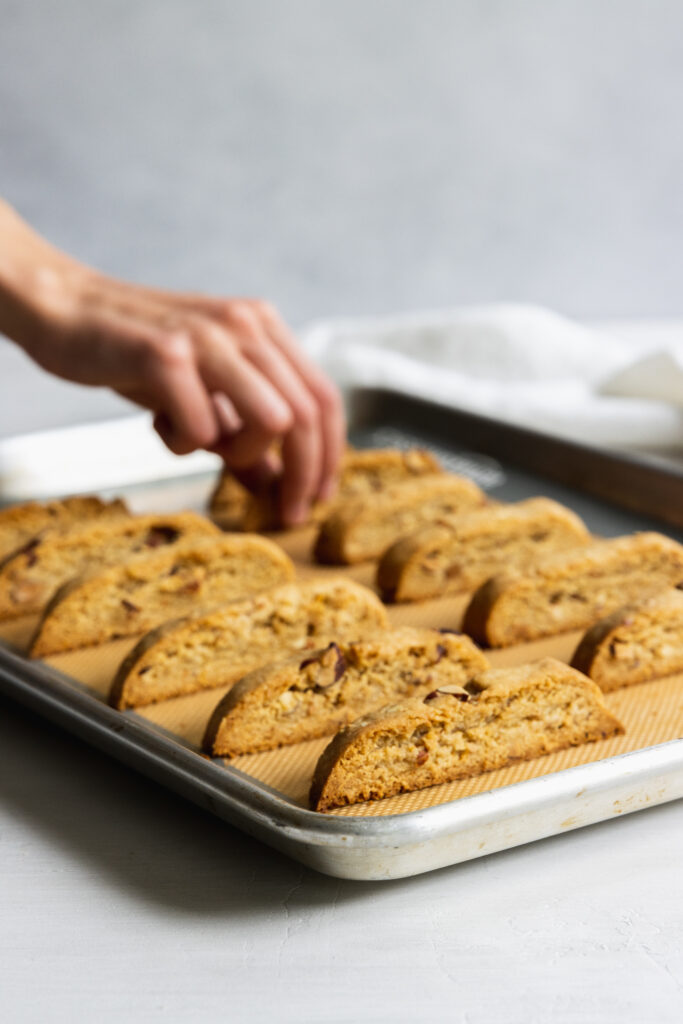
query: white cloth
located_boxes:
[2,305,682,499]
[302,305,683,449]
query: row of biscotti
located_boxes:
[203,584,683,761]
[93,577,624,813]
[38,565,679,811]
[308,479,683,636]
[209,446,444,532]
[102,573,683,712]
[110,579,683,811]
[211,446,509,569]
[311,585,683,810]
[201,648,623,812]
[0,501,297,646]
[210,449,606,598]
[174,587,683,811]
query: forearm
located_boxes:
[0,199,84,360]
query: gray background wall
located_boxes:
[1,0,682,432]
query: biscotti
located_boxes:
[378,497,590,602]
[570,588,683,691]
[209,447,442,531]
[310,658,624,811]
[0,496,129,563]
[314,473,486,565]
[463,533,683,648]
[0,512,219,621]
[30,534,295,657]
[203,627,489,757]
[110,578,389,709]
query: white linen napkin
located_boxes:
[1,304,682,500]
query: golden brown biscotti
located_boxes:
[462,532,683,648]
[0,496,129,563]
[110,577,389,709]
[203,627,489,757]
[310,658,624,811]
[0,512,219,621]
[377,497,590,602]
[30,534,295,657]
[314,473,486,565]
[209,447,442,531]
[570,587,683,691]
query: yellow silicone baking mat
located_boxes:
[3,524,683,819]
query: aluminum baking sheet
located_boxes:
[1,389,682,880]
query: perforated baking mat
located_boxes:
[2,390,683,878]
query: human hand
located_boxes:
[0,201,345,526]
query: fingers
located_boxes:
[142,331,219,455]
[196,319,293,467]
[195,299,345,511]
[245,301,346,502]
[66,275,345,518]
[224,306,325,524]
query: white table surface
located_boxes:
[2,693,682,1024]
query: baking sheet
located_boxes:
[2,390,683,878]
[3,522,682,822]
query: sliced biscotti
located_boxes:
[310,658,624,811]
[462,532,683,648]
[377,497,590,602]
[570,588,683,691]
[110,578,389,709]
[209,447,442,531]
[0,496,129,563]
[30,534,295,657]
[203,627,489,757]
[0,512,219,621]
[314,473,486,565]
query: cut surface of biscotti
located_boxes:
[209,447,442,531]
[570,587,683,691]
[0,512,219,621]
[0,496,129,563]
[314,473,486,565]
[310,658,624,811]
[462,532,683,648]
[377,497,590,602]
[203,627,489,757]
[30,534,295,657]
[110,578,389,709]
